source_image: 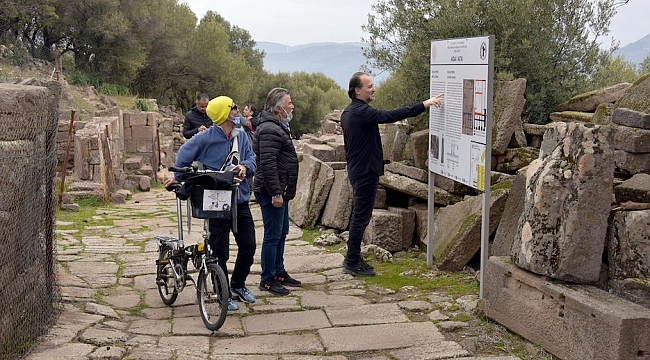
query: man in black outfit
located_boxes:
[182,93,212,139]
[340,72,443,277]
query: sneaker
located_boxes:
[231,286,256,303]
[343,258,375,271]
[276,272,301,287]
[343,261,376,277]
[227,297,239,311]
[258,280,290,296]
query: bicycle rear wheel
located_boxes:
[157,248,178,305]
[197,262,229,331]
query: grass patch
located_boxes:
[301,227,321,243]
[364,252,479,296]
[55,198,115,239]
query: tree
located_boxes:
[363,0,618,124]
[589,53,637,89]
[638,53,650,75]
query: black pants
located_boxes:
[346,174,379,264]
[208,201,256,289]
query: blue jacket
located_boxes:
[173,126,256,203]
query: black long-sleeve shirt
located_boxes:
[341,98,426,181]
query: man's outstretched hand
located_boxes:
[424,93,444,108]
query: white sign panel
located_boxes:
[429,36,491,190]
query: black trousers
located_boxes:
[346,174,379,264]
[208,201,256,289]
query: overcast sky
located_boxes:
[183,0,650,48]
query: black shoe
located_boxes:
[276,272,301,287]
[258,280,289,296]
[344,257,375,271]
[343,261,376,277]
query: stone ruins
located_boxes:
[1,74,649,360]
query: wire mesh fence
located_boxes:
[0,82,61,359]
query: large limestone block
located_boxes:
[555,82,631,112]
[432,189,508,271]
[388,206,416,250]
[492,78,527,155]
[289,154,334,227]
[611,123,650,153]
[614,173,650,203]
[548,111,595,124]
[383,123,410,162]
[320,169,353,230]
[491,169,525,257]
[0,84,50,141]
[410,129,429,170]
[513,122,614,283]
[362,209,403,253]
[485,256,650,360]
[608,209,650,279]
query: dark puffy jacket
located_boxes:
[182,106,212,139]
[252,110,299,200]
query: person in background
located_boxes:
[341,71,443,277]
[165,96,257,310]
[182,93,212,139]
[243,103,259,132]
[253,88,301,295]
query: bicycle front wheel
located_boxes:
[157,248,178,305]
[197,262,229,331]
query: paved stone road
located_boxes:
[26,188,520,360]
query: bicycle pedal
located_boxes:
[156,259,169,265]
[156,278,166,286]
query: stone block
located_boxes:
[494,147,539,173]
[609,278,650,309]
[614,150,650,175]
[0,84,50,141]
[320,169,353,230]
[363,209,403,252]
[433,189,508,271]
[612,107,650,130]
[289,154,334,227]
[301,143,336,162]
[146,112,158,127]
[409,203,428,248]
[385,162,428,182]
[380,172,428,200]
[131,125,154,141]
[432,173,475,195]
[514,122,614,283]
[124,156,143,170]
[608,209,650,279]
[329,142,346,162]
[410,129,429,170]
[492,78,527,155]
[611,123,650,153]
[373,185,387,209]
[614,173,650,203]
[555,82,630,112]
[127,113,148,126]
[491,169,525,257]
[484,256,650,360]
[388,206,416,250]
[136,141,154,153]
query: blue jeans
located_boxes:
[256,192,289,284]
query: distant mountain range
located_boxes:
[256,36,650,89]
[256,41,390,89]
[614,34,650,65]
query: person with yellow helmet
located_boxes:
[165,95,257,310]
